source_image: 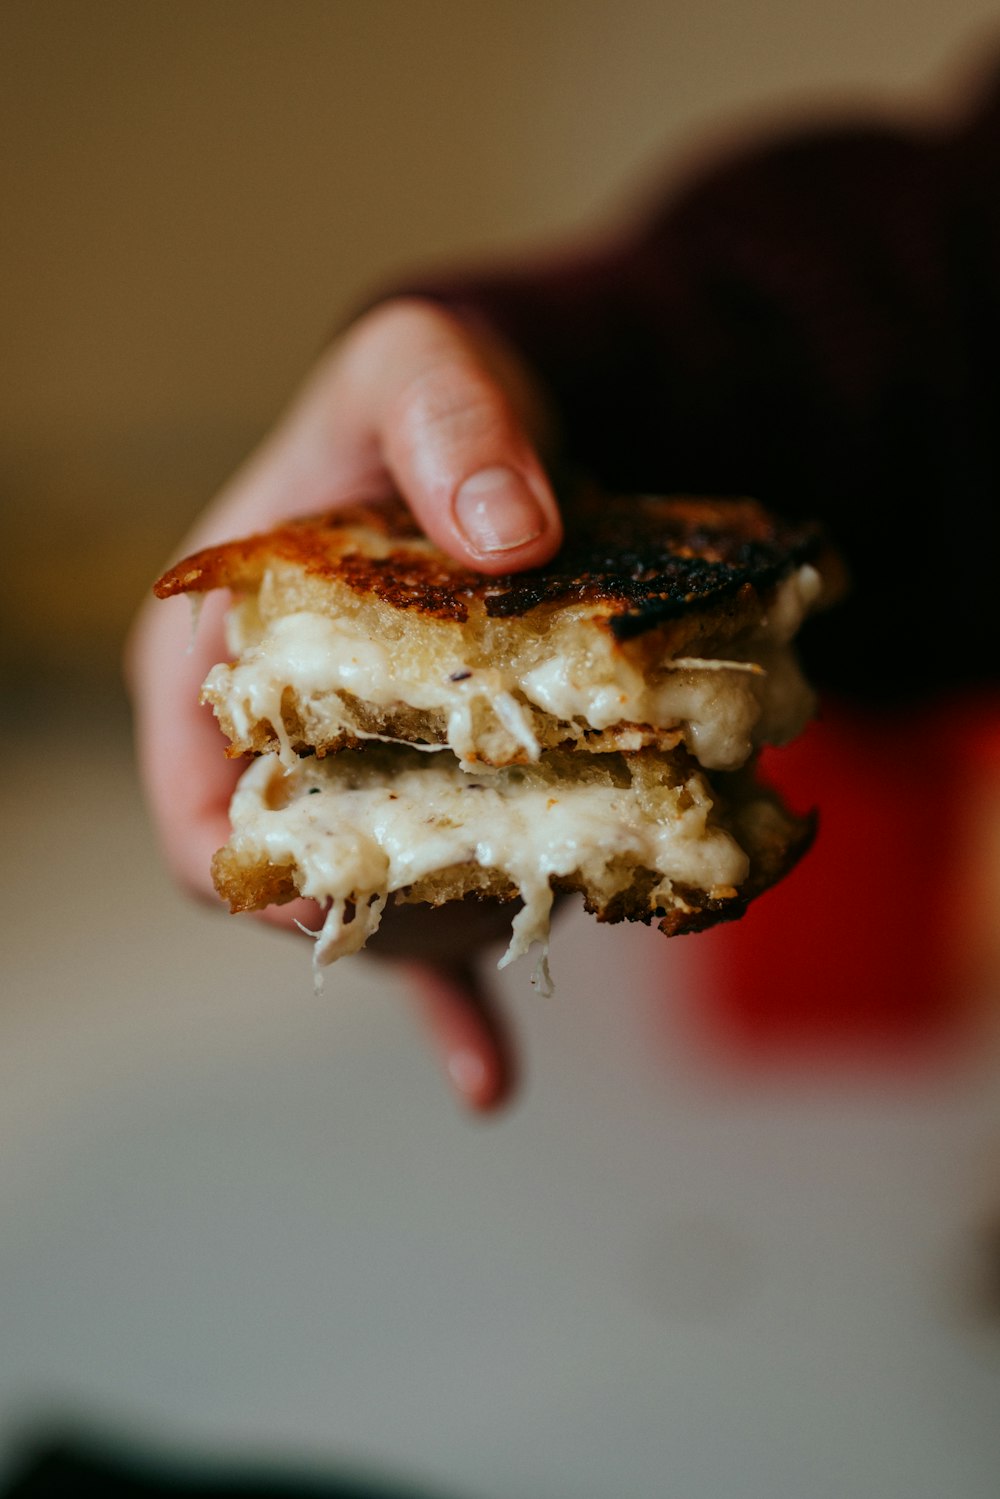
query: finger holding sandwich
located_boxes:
[128,299,561,1111]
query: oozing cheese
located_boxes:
[207,610,541,766]
[226,750,750,980]
[205,565,821,772]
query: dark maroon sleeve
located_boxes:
[402,78,1000,699]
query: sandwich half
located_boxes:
[155,493,840,977]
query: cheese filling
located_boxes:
[206,611,542,767]
[225,749,750,979]
[204,565,821,772]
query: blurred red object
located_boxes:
[692,695,1000,1059]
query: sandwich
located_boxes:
[154,493,840,981]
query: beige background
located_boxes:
[3,0,1000,688]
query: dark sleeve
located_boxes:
[402,78,1000,700]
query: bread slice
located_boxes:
[155,495,838,772]
[211,745,814,977]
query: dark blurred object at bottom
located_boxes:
[1,1435,448,1499]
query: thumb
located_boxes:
[347,299,563,573]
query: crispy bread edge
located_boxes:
[154,497,841,636]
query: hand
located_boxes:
[127,298,562,1113]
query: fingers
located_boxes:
[333,299,563,573]
[173,300,562,577]
[127,588,239,903]
[381,361,559,570]
[249,900,518,1114]
[404,959,516,1112]
[152,298,561,577]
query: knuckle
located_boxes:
[394,361,511,453]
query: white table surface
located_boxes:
[2,704,999,1498]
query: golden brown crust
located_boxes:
[212,852,299,912]
[155,493,836,638]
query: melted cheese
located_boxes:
[205,564,821,773]
[227,751,749,980]
[517,565,821,763]
[206,610,539,767]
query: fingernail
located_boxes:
[447,1047,490,1103]
[454,466,546,554]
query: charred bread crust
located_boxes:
[155,493,838,639]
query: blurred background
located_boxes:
[3,3,1000,1496]
[7,0,1000,691]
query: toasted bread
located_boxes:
[211,746,815,971]
[156,495,837,772]
[155,493,837,978]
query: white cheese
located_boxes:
[519,565,822,765]
[205,564,820,773]
[226,751,749,980]
[205,609,539,768]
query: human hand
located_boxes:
[127,298,562,1113]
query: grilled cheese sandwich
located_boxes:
[155,493,840,978]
